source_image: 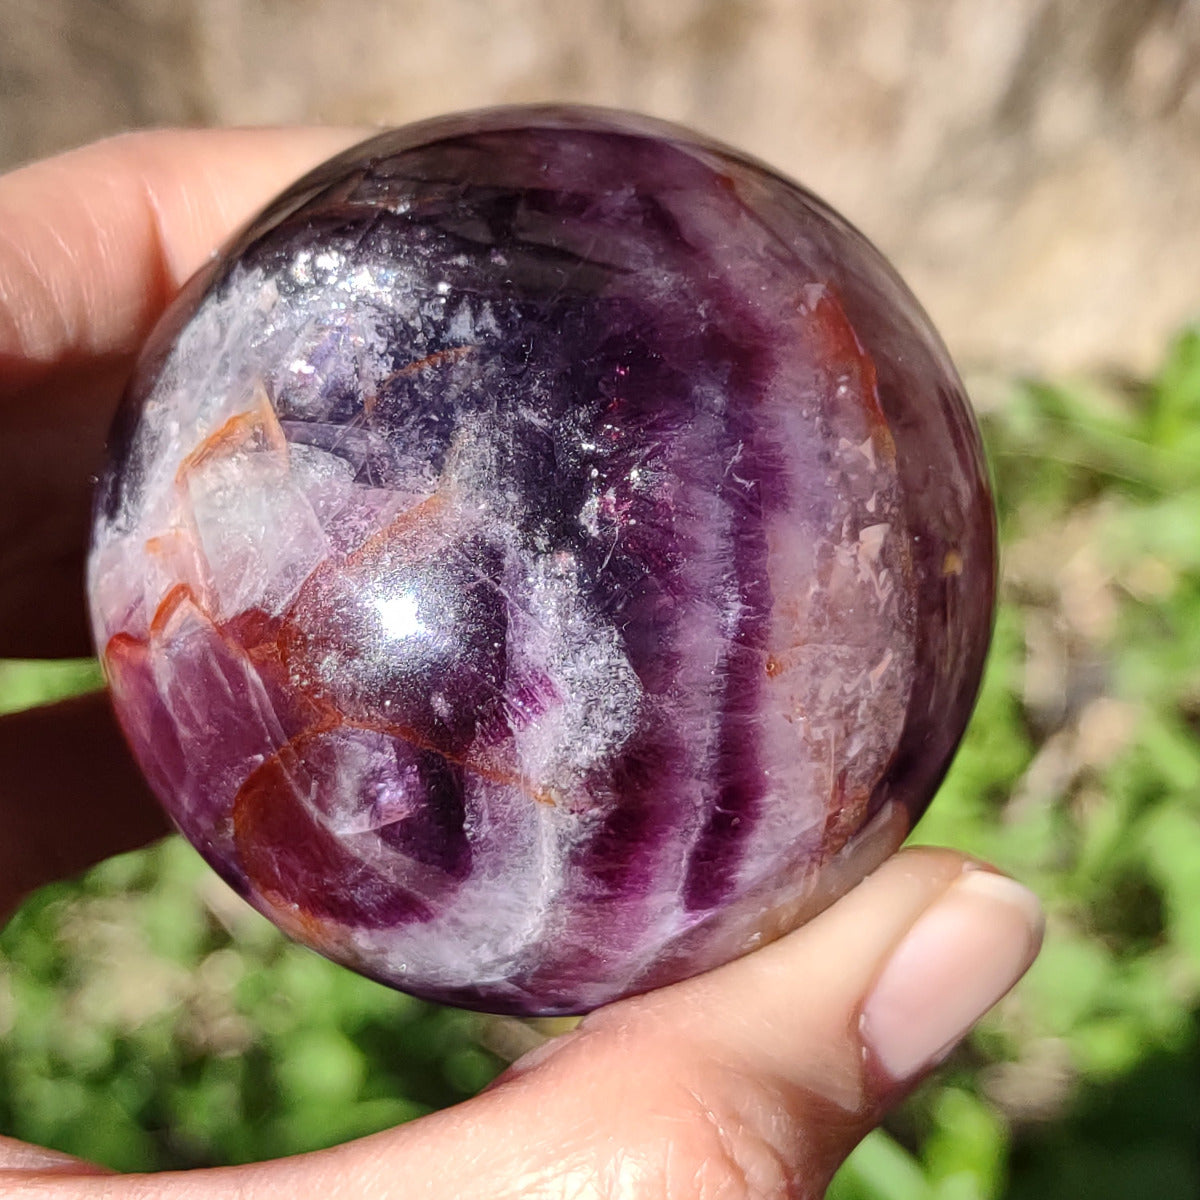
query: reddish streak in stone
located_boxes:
[363,345,477,418]
[148,581,200,639]
[232,737,434,928]
[220,607,285,660]
[141,583,328,746]
[101,631,187,803]
[820,764,866,856]
[173,386,287,487]
[143,528,213,612]
[103,631,144,673]
[339,492,448,569]
[807,290,895,464]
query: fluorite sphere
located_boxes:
[88,107,995,1015]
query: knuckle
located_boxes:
[588,1077,811,1200]
[669,1080,807,1200]
[511,1022,827,1200]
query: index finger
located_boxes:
[0,127,369,657]
[0,127,370,377]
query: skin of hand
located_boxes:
[0,130,1044,1199]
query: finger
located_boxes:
[0,847,1043,1199]
[0,126,372,374]
[0,1138,111,1177]
[503,848,1045,1196]
[0,127,371,658]
[0,693,168,923]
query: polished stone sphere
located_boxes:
[88,107,995,1015]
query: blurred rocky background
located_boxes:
[2,0,1199,379]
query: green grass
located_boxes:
[0,842,505,1170]
[4,329,1200,1192]
[0,659,103,715]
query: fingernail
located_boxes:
[859,869,1044,1083]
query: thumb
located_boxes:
[0,846,1042,1199]
[479,844,1044,1198]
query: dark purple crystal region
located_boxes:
[87,107,996,1015]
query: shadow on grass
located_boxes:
[1006,1009,1200,1199]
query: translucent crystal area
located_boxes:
[87,107,996,1015]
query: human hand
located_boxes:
[0,130,1044,1198]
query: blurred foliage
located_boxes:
[0,840,504,1170]
[4,329,1200,1193]
[0,659,103,715]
